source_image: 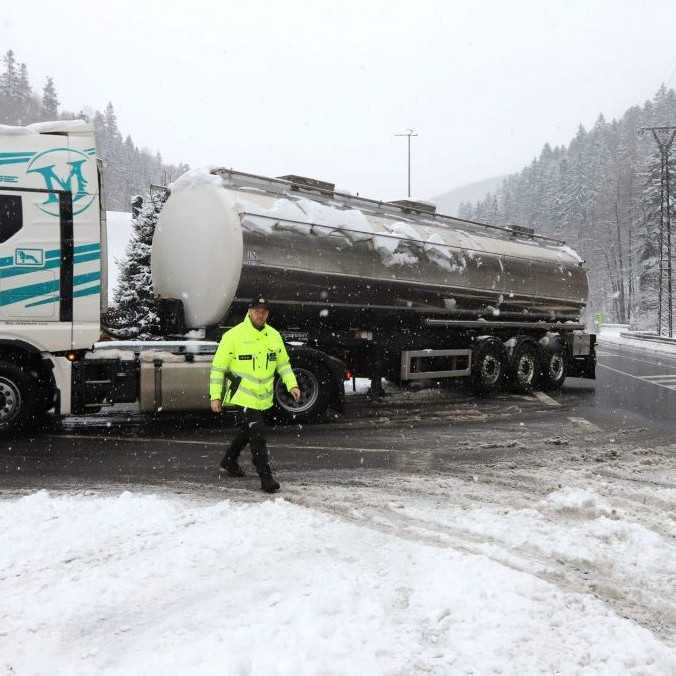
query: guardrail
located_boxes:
[619,331,676,346]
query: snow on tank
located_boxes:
[153,167,588,329]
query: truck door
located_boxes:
[0,187,72,321]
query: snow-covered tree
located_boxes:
[108,192,167,339]
[41,77,59,119]
[459,85,676,327]
[0,49,189,210]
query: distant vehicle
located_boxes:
[0,122,595,433]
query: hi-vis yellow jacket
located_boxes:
[209,315,298,410]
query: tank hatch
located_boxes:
[277,175,335,196]
[508,224,535,238]
[388,199,437,215]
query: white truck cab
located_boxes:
[0,121,107,429]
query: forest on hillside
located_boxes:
[458,85,676,330]
[0,49,188,211]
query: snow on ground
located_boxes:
[105,210,133,298]
[598,324,676,356]
[344,377,372,395]
[2,486,675,675]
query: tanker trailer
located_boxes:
[151,168,595,422]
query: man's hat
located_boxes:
[249,294,270,309]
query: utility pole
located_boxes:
[640,125,676,337]
[395,128,418,198]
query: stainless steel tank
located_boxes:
[152,169,588,329]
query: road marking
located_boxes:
[598,350,674,366]
[274,444,393,453]
[50,434,227,447]
[531,391,561,407]
[599,343,676,363]
[598,363,676,391]
[48,434,395,454]
[567,417,602,432]
[640,374,676,386]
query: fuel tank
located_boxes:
[152,168,588,329]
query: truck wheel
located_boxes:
[272,358,332,424]
[539,343,567,391]
[470,338,506,396]
[507,338,541,393]
[0,361,38,434]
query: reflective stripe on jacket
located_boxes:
[209,315,298,410]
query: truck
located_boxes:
[0,121,595,434]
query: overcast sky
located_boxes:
[3,1,676,200]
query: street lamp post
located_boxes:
[639,125,676,337]
[395,128,418,198]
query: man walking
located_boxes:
[210,295,300,493]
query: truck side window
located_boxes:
[0,194,23,243]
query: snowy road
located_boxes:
[2,380,675,673]
[597,337,676,434]
[2,477,676,675]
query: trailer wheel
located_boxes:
[0,361,38,435]
[538,341,567,391]
[272,357,332,424]
[470,339,506,396]
[507,338,541,393]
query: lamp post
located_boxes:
[395,128,418,198]
[639,125,676,337]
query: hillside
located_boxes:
[458,85,676,329]
[430,175,508,217]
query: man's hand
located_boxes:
[211,399,222,414]
[290,387,301,402]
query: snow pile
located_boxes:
[2,490,675,675]
[0,120,92,136]
[599,325,676,356]
[558,244,584,264]
[0,124,34,136]
[598,323,629,337]
[236,193,480,271]
[541,486,616,519]
[168,166,223,194]
[238,195,373,243]
[400,482,676,645]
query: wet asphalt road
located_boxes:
[596,339,676,435]
[1,349,673,495]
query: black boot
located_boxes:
[219,459,245,477]
[260,467,280,493]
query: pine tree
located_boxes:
[1,50,189,211]
[41,77,59,119]
[0,50,19,123]
[452,88,676,327]
[0,50,18,97]
[109,192,166,338]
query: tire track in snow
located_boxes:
[284,469,676,646]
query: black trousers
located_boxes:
[222,407,271,476]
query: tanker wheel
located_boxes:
[508,338,542,394]
[538,344,567,391]
[0,361,38,435]
[469,339,507,396]
[272,359,332,424]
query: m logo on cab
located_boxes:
[26,147,95,216]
